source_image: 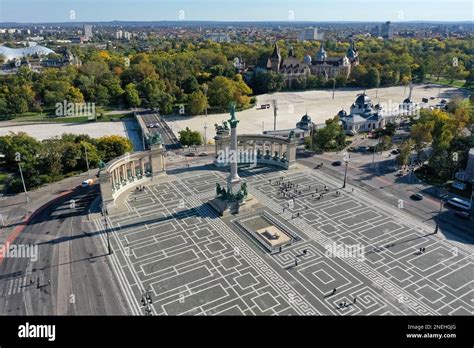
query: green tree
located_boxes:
[178,127,203,148]
[188,90,208,115]
[124,83,141,108]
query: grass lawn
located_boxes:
[14,112,133,123]
[0,172,8,192]
[425,75,467,89]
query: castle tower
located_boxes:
[269,43,281,73]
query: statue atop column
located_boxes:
[227,102,241,195]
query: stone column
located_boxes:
[131,160,136,178]
[227,107,240,194]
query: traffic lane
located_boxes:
[302,153,443,212]
[0,186,99,315]
[297,157,443,225]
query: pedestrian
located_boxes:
[353,297,357,304]
[294,258,298,266]
[303,249,307,255]
[279,246,282,253]
[333,288,337,294]
[352,188,354,193]
[422,247,425,253]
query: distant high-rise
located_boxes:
[116,30,123,39]
[381,21,393,39]
[83,24,93,41]
[297,27,323,42]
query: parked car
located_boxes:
[148,123,155,128]
[332,161,342,166]
[198,152,208,157]
[410,193,424,200]
[258,104,271,109]
[391,149,400,155]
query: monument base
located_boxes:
[208,194,257,217]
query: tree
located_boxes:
[312,116,346,151]
[124,83,141,108]
[251,71,285,94]
[188,90,208,115]
[96,135,133,162]
[411,122,433,158]
[397,141,413,168]
[366,67,380,88]
[178,127,203,148]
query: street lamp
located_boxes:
[15,152,29,203]
[204,123,207,153]
[102,205,111,255]
[202,83,208,118]
[372,136,382,170]
[83,144,90,177]
[342,152,349,189]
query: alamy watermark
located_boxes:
[55,100,96,119]
[0,242,38,262]
[324,242,365,261]
[216,147,257,167]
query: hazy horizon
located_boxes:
[1,0,472,23]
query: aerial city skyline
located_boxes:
[1,0,473,22]
[0,0,472,346]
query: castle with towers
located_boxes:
[266,40,359,87]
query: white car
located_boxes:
[148,123,155,128]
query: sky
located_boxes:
[0,0,472,23]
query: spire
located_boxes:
[270,42,281,59]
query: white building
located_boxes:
[297,27,323,42]
[339,93,397,134]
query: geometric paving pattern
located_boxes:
[94,166,474,316]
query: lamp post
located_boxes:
[372,136,381,170]
[14,152,29,203]
[343,160,349,189]
[83,144,90,177]
[102,205,112,255]
[203,83,208,118]
[204,123,207,153]
[342,152,349,189]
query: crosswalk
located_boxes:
[0,276,31,297]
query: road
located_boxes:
[138,110,181,150]
[296,150,474,244]
[0,185,129,315]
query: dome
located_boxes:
[403,97,412,104]
[0,44,55,61]
[315,45,327,61]
[338,109,347,118]
[303,54,312,65]
[300,113,311,123]
[355,94,371,106]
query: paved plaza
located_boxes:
[166,85,469,135]
[94,165,474,316]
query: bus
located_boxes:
[447,197,471,211]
